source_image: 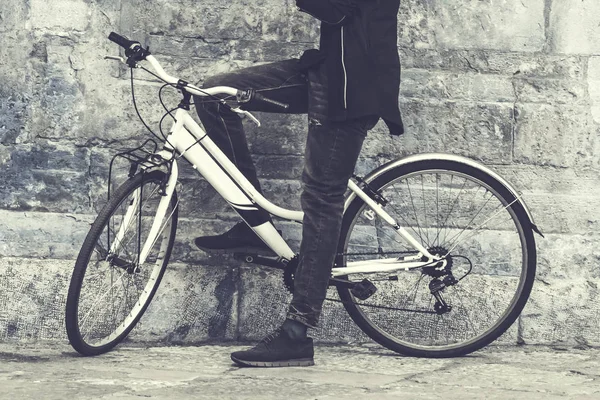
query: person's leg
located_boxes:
[230,115,378,367]
[287,115,378,327]
[194,59,308,252]
[194,59,308,192]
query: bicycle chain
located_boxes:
[323,297,437,315]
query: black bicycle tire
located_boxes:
[337,159,536,358]
[65,170,178,356]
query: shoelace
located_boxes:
[259,327,283,347]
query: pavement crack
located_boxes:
[401,359,464,383]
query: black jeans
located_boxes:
[195,59,377,328]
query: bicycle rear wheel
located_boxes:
[337,159,536,357]
[65,170,178,356]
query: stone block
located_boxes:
[549,0,600,54]
[489,53,585,80]
[0,142,92,213]
[175,178,232,217]
[7,142,90,172]
[513,77,587,105]
[132,263,238,342]
[587,56,600,125]
[0,0,28,32]
[521,278,600,346]
[397,0,434,49]
[0,210,92,259]
[0,31,35,145]
[521,193,600,235]
[62,79,176,146]
[30,0,91,31]
[259,178,302,211]
[491,165,600,234]
[231,40,307,63]
[513,104,596,168]
[146,34,231,60]
[26,44,87,142]
[0,95,30,145]
[20,34,141,147]
[147,35,307,63]
[125,0,319,43]
[400,49,585,80]
[0,169,92,214]
[0,258,72,340]
[428,0,546,52]
[494,164,600,197]
[363,99,514,164]
[519,233,600,344]
[401,69,515,103]
[246,113,307,156]
[536,234,600,282]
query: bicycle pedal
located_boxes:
[351,279,377,300]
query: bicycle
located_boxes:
[65,32,542,358]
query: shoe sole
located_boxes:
[230,355,314,367]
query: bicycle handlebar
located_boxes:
[108,32,139,50]
[254,92,290,110]
[107,32,290,111]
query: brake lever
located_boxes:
[104,55,126,64]
[231,107,261,127]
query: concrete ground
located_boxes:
[0,342,599,399]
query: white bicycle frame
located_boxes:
[112,54,441,276]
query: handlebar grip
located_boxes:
[253,92,290,110]
[108,32,139,49]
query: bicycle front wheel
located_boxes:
[337,159,536,357]
[66,170,178,356]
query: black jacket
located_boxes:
[297,0,404,135]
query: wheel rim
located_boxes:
[75,178,176,348]
[341,168,531,353]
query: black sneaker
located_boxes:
[194,222,276,254]
[230,328,315,367]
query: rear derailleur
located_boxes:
[428,274,458,315]
[423,246,458,315]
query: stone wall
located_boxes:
[1,0,600,346]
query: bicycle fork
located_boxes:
[109,160,179,266]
